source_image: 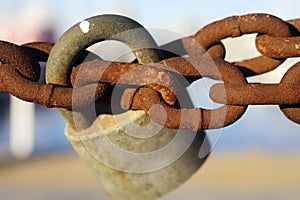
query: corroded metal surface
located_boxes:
[280,62,300,124]
[46,14,163,86]
[45,14,164,129]
[0,13,299,130]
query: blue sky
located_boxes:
[2,0,300,35]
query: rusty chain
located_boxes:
[0,13,299,131]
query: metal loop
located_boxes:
[256,35,300,58]
[279,62,300,124]
[0,42,73,108]
[68,42,229,108]
[183,14,294,56]
[209,62,300,125]
[46,14,163,86]
[233,56,284,77]
[0,40,40,81]
[0,41,45,103]
[45,14,164,128]
[21,42,54,62]
[255,19,300,58]
[182,14,294,77]
[70,59,178,105]
[122,59,247,131]
[210,83,300,105]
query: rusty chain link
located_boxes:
[0,13,299,131]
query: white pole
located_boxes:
[9,95,35,160]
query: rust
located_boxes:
[256,35,300,58]
[210,83,300,105]
[182,14,294,57]
[71,59,179,105]
[280,62,300,124]
[0,63,107,110]
[234,56,284,76]
[21,42,54,62]
[0,41,104,110]
[1,13,300,130]
[288,19,300,32]
[0,41,70,109]
[0,41,40,82]
[124,87,202,131]
[71,50,245,85]
[160,39,226,59]
[0,63,53,104]
[181,13,294,77]
[121,59,247,131]
[255,19,300,58]
[22,42,54,54]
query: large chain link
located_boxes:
[0,13,299,131]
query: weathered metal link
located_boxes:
[21,42,54,62]
[160,39,226,59]
[121,60,247,131]
[233,56,284,76]
[210,62,300,124]
[70,44,226,106]
[70,47,241,107]
[0,41,108,110]
[255,19,300,58]
[280,62,300,124]
[0,63,54,105]
[181,14,294,77]
[0,41,67,108]
[0,41,40,82]
[183,14,294,56]
[122,87,202,131]
[288,19,300,31]
[158,17,285,77]
[210,82,300,105]
[0,62,108,109]
[71,59,178,105]
[256,35,300,58]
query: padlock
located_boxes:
[46,14,208,200]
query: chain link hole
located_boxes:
[87,40,136,62]
[222,34,260,62]
[187,77,223,109]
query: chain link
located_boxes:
[0,13,299,131]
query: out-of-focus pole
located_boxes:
[9,95,35,159]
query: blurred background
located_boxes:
[0,0,300,199]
